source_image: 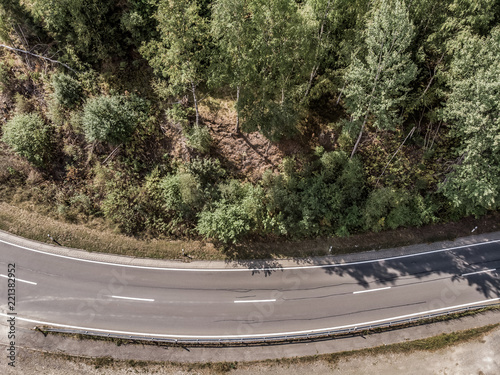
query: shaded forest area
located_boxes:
[0,0,499,245]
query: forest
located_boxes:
[0,0,499,246]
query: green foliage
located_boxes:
[51,72,82,108]
[440,28,500,215]
[166,103,189,128]
[2,0,499,246]
[263,155,366,237]
[212,0,317,140]
[344,0,417,130]
[197,203,252,244]
[159,172,202,220]
[320,150,349,181]
[25,0,121,62]
[197,181,265,243]
[186,157,226,188]
[1,113,54,167]
[0,0,47,43]
[364,187,425,232]
[141,0,208,125]
[185,125,212,153]
[0,61,10,92]
[120,0,157,46]
[102,182,145,235]
[81,95,145,145]
[141,168,190,236]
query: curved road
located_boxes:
[0,236,499,340]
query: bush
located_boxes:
[0,62,10,93]
[197,182,265,243]
[1,113,54,167]
[51,73,82,108]
[320,150,348,181]
[197,202,252,244]
[186,125,212,153]
[159,172,203,224]
[82,95,141,144]
[186,157,226,187]
[262,172,302,235]
[162,173,202,208]
[102,183,145,235]
[364,187,424,232]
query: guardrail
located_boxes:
[40,303,499,346]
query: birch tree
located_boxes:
[141,0,208,127]
[212,0,315,140]
[441,28,500,215]
[344,0,417,158]
[211,0,254,133]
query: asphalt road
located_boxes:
[0,237,499,340]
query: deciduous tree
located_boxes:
[344,0,417,157]
[142,0,208,126]
[441,28,500,215]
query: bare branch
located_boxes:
[375,126,416,186]
[0,43,77,74]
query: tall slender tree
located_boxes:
[212,0,316,140]
[142,0,208,127]
[211,0,254,133]
[344,0,417,158]
[441,28,500,215]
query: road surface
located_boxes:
[0,235,499,340]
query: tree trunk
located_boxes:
[235,85,240,133]
[301,0,333,103]
[350,118,367,159]
[375,126,415,186]
[191,81,199,127]
[336,82,345,105]
[350,38,392,158]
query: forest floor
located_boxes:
[163,97,338,182]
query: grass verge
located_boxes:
[39,322,500,374]
[0,200,499,260]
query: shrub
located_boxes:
[1,113,54,167]
[51,73,82,108]
[82,95,141,144]
[197,182,265,243]
[186,157,226,187]
[102,183,145,235]
[262,173,302,236]
[197,202,252,244]
[160,172,203,221]
[320,150,348,181]
[186,125,212,153]
[364,187,424,232]
[0,62,10,93]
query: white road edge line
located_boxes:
[109,295,155,302]
[0,274,37,285]
[0,238,499,272]
[353,286,391,294]
[461,268,496,277]
[1,298,499,339]
[234,299,276,303]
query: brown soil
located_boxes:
[163,98,338,182]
